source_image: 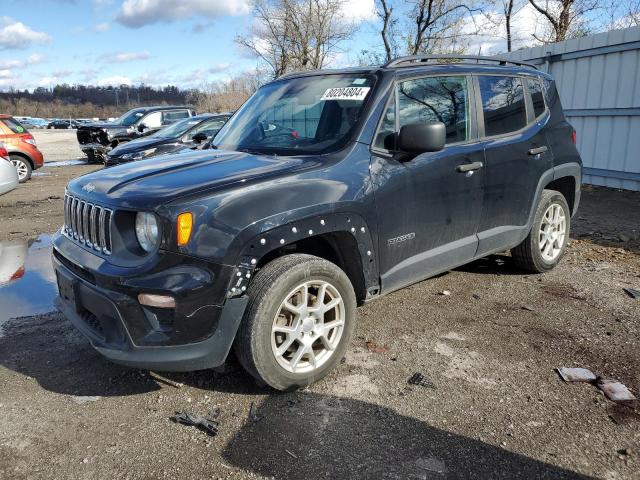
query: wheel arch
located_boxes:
[8,150,34,169]
[225,213,378,305]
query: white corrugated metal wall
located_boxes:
[501,26,640,191]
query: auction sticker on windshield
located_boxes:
[321,87,370,101]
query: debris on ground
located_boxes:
[595,378,637,403]
[439,290,451,296]
[285,449,297,459]
[556,367,597,382]
[408,372,435,389]
[247,402,264,424]
[521,305,535,312]
[623,287,640,299]
[150,371,183,389]
[170,411,219,437]
[366,340,390,354]
[70,395,101,404]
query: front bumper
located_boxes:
[52,239,247,371]
[80,143,110,157]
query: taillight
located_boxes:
[21,134,36,146]
[571,130,577,145]
[0,146,9,161]
[10,266,25,281]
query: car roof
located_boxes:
[275,59,551,82]
[190,113,231,121]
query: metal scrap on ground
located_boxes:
[623,287,640,299]
[556,367,597,382]
[170,411,219,437]
[408,372,435,388]
[248,402,264,424]
[595,378,637,402]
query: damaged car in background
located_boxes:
[104,113,231,167]
[76,106,195,163]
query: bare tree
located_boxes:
[602,0,640,28]
[406,0,482,55]
[377,0,397,61]
[236,0,356,78]
[528,0,600,42]
[189,70,266,113]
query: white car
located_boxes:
[0,143,19,196]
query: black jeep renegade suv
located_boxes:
[53,55,582,391]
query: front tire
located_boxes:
[512,189,570,273]
[10,156,32,183]
[234,254,357,391]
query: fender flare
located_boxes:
[224,212,378,299]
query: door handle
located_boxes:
[528,146,548,155]
[456,161,484,173]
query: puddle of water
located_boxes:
[44,159,86,167]
[0,234,57,333]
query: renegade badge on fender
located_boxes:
[53,55,582,391]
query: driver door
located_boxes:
[371,74,485,293]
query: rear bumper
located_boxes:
[52,238,247,371]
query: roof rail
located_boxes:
[383,54,538,70]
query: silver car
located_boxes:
[0,143,19,196]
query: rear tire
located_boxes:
[10,156,32,183]
[512,189,570,273]
[234,254,357,391]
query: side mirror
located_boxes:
[192,132,208,143]
[137,123,146,133]
[398,122,446,155]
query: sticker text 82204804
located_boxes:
[320,87,370,101]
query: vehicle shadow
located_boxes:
[0,312,262,397]
[455,253,526,276]
[221,392,593,479]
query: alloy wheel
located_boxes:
[271,280,345,374]
[539,203,566,261]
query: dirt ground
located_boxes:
[0,131,639,479]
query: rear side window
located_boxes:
[1,117,27,134]
[397,76,469,144]
[163,110,190,122]
[527,78,546,118]
[478,76,526,137]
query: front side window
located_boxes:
[214,74,375,155]
[142,111,162,128]
[151,117,201,139]
[527,78,546,118]
[478,76,526,136]
[373,98,396,150]
[186,118,227,140]
[398,76,470,145]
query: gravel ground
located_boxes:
[0,131,638,479]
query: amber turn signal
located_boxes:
[177,212,193,246]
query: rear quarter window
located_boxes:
[478,76,527,137]
[1,118,27,134]
[527,78,546,118]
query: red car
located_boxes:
[0,114,44,182]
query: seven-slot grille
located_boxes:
[63,194,113,254]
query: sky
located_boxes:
[0,0,383,91]
[0,0,624,92]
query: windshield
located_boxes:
[115,108,146,126]
[213,74,375,155]
[151,117,201,139]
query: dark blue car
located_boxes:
[53,55,582,390]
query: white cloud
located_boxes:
[99,50,151,63]
[94,22,110,32]
[0,69,12,79]
[341,0,376,23]
[116,0,250,28]
[0,59,22,69]
[26,53,45,65]
[37,76,60,87]
[0,17,51,50]
[97,75,132,86]
[462,4,545,55]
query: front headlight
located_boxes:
[122,148,157,160]
[135,212,159,252]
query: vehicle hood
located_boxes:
[67,149,320,210]
[109,136,175,156]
